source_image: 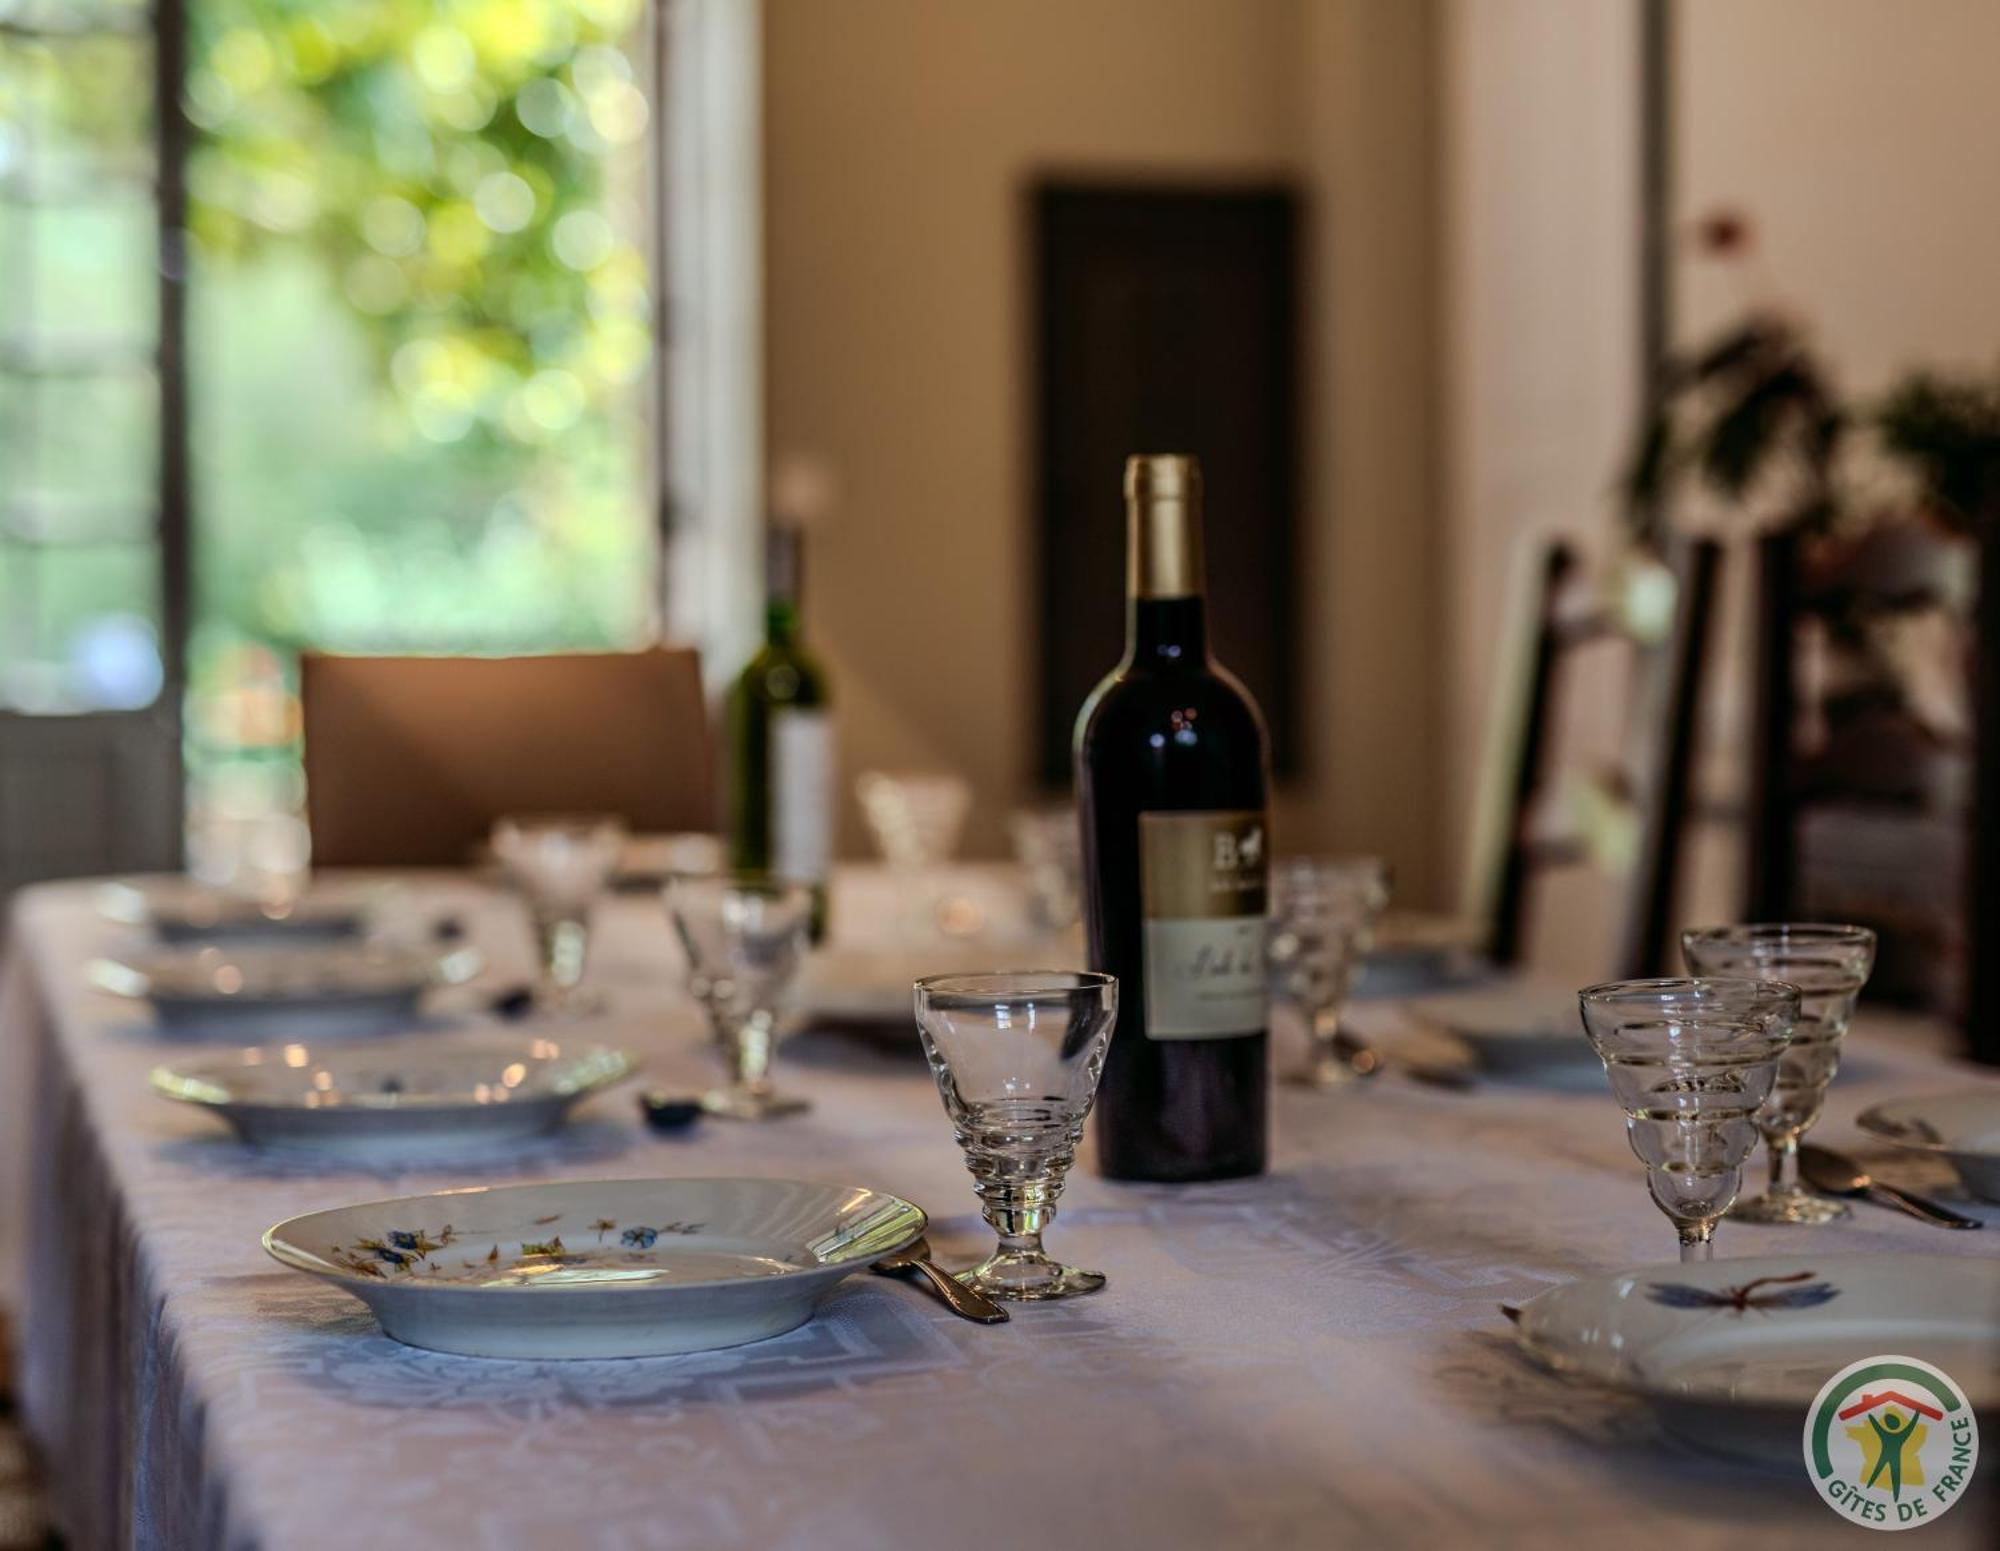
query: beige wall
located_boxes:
[763,0,1444,895]
[1438,0,1642,979]
[1677,0,2000,388]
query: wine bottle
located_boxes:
[728,523,833,935]
[1074,454,1271,1181]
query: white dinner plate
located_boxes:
[1409,981,1593,1074]
[95,878,388,945]
[264,1177,927,1358]
[91,942,482,1040]
[1858,1092,2000,1203]
[152,1035,636,1157]
[1511,1253,2000,1466]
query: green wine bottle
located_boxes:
[728,523,833,935]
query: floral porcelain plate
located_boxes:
[152,1035,636,1157]
[1510,1254,2000,1465]
[95,878,391,945]
[1858,1092,2000,1203]
[91,942,483,1040]
[264,1177,928,1358]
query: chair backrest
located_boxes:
[1463,532,1721,979]
[301,648,712,868]
[1745,518,1973,1020]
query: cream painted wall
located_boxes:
[1439,0,1642,980]
[763,0,1444,892]
[1676,0,2000,387]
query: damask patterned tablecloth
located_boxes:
[2,878,1997,1550]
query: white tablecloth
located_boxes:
[2,877,1996,1550]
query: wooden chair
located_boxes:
[1460,532,1721,980]
[1745,519,1978,1038]
[300,648,713,868]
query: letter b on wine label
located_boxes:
[1139,810,1269,1039]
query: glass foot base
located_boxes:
[1283,1052,1374,1089]
[956,1254,1105,1302]
[1729,1190,1851,1225]
[701,1087,810,1121]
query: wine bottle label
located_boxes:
[770,709,833,884]
[1138,809,1269,1039]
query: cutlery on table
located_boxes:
[1798,1143,1983,1230]
[1334,1028,1476,1091]
[489,985,537,1020]
[871,1236,1010,1324]
[638,1091,705,1135]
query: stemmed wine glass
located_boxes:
[913,971,1117,1300]
[1578,977,1799,1261]
[1008,807,1084,934]
[665,872,816,1119]
[490,814,626,1016]
[858,771,976,939]
[1680,923,1876,1224]
[1267,857,1391,1087]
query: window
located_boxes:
[2,0,762,890]
[1,0,167,713]
[180,0,664,879]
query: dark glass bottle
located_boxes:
[1075,454,1271,1182]
[728,524,833,935]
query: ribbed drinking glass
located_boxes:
[1268,857,1391,1087]
[913,971,1117,1300]
[491,814,625,1017]
[1579,977,1799,1261]
[666,872,815,1119]
[1680,923,1876,1224]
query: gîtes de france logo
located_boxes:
[1804,1355,1978,1530]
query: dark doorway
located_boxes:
[1032,181,1302,787]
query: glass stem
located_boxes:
[534,912,588,994]
[1770,1133,1799,1197]
[1311,1006,1340,1063]
[1677,1222,1714,1263]
[732,1011,776,1094]
[970,1166,1064,1260]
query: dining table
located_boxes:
[1,869,1995,1550]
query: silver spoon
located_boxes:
[872,1236,1010,1323]
[1798,1144,1983,1230]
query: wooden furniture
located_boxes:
[1746,519,1982,1046]
[1464,533,1721,980]
[300,648,712,868]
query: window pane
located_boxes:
[0,540,162,711]
[188,0,656,654]
[182,0,660,883]
[0,31,154,193]
[0,200,160,355]
[0,370,159,532]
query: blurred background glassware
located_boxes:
[1680,923,1878,1225]
[912,971,1117,1300]
[858,770,976,938]
[490,814,626,1017]
[1268,857,1391,1087]
[1579,977,1799,1262]
[857,770,972,868]
[1008,806,1084,933]
[666,872,816,1119]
